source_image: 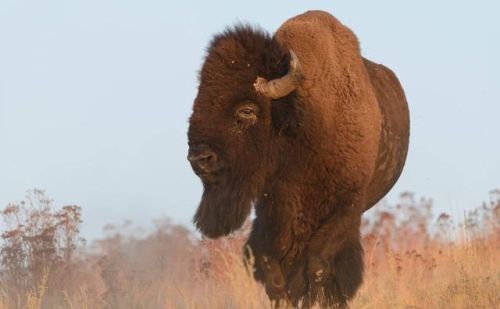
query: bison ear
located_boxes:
[271,94,304,136]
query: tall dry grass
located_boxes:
[0,189,498,308]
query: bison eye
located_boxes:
[236,105,258,121]
[239,107,255,117]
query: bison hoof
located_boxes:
[265,272,287,299]
[307,256,329,284]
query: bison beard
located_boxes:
[193,168,261,238]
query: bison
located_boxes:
[187,10,409,308]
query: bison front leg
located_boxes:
[304,233,364,308]
[245,230,288,305]
[304,197,366,307]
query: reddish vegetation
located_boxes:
[0,189,499,308]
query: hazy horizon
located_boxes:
[1,1,499,239]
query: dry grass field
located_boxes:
[0,189,498,308]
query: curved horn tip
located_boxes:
[253,49,302,99]
[289,50,299,69]
[253,77,269,95]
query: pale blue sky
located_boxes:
[1,1,499,239]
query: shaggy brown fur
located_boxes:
[187,10,409,308]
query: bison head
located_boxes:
[187,26,302,238]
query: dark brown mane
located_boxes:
[203,25,290,82]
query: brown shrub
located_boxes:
[0,189,86,308]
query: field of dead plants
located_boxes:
[0,189,498,309]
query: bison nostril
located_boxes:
[193,153,215,167]
[188,152,211,163]
[187,146,218,173]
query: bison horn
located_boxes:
[253,50,302,99]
